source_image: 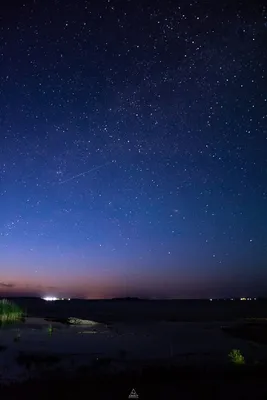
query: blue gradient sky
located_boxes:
[0,0,266,298]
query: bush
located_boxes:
[0,299,24,323]
[228,349,245,365]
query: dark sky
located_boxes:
[0,0,266,299]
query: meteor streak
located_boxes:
[59,161,112,185]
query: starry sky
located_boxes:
[0,0,266,299]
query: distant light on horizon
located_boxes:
[240,297,255,301]
[42,296,59,301]
[41,296,71,301]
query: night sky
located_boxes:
[0,0,266,299]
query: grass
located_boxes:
[0,299,24,323]
[228,349,245,365]
[47,324,53,335]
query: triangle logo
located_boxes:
[128,388,139,399]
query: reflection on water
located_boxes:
[0,318,25,330]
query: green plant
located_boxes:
[228,349,245,365]
[0,299,24,323]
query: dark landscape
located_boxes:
[7,296,267,323]
[1,298,267,399]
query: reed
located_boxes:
[0,299,24,323]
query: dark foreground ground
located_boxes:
[2,298,267,399]
[2,363,267,399]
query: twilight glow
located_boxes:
[0,0,266,299]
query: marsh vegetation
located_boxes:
[0,299,24,323]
